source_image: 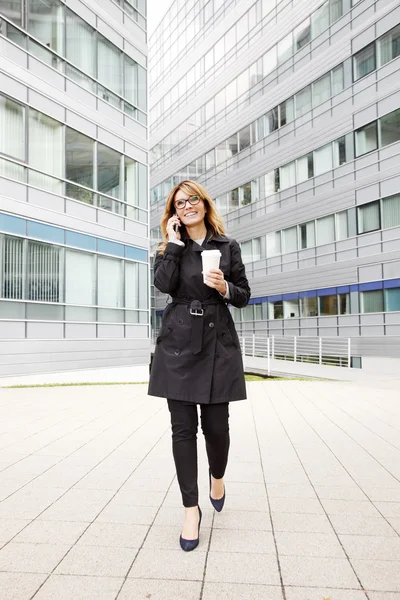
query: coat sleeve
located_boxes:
[153,242,185,295]
[226,240,251,308]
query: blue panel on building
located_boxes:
[383,278,400,289]
[0,212,26,236]
[359,281,383,292]
[282,292,299,301]
[268,294,282,302]
[98,239,124,257]
[337,286,350,294]
[65,231,96,251]
[125,246,148,262]
[317,287,337,297]
[299,290,317,298]
[350,285,359,293]
[27,220,64,243]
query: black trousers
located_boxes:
[167,399,230,507]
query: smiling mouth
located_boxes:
[185,212,198,217]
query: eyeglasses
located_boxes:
[174,195,201,210]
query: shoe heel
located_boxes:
[209,469,226,513]
[180,506,202,552]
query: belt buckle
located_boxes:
[190,308,204,316]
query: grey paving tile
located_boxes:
[205,551,280,585]
[388,518,400,534]
[339,535,400,560]
[272,512,332,534]
[121,477,172,492]
[266,484,317,499]
[0,542,69,573]
[321,499,380,516]
[0,572,47,600]
[55,544,135,577]
[275,531,345,558]
[37,489,114,522]
[203,582,283,600]
[153,506,213,529]
[224,461,264,483]
[270,497,324,514]
[0,519,30,543]
[352,559,400,592]
[224,493,269,512]
[213,510,271,531]
[96,503,159,525]
[329,514,397,536]
[280,555,360,588]
[368,594,400,599]
[129,548,206,581]
[0,488,66,519]
[314,486,368,501]
[77,522,148,548]
[119,578,202,600]
[375,502,400,518]
[33,574,123,600]
[210,528,276,554]
[284,587,366,599]
[143,525,211,551]
[366,489,400,502]
[13,520,88,545]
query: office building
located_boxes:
[0,0,149,377]
[149,0,400,372]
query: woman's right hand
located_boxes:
[166,215,181,241]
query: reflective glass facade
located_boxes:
[0,0,149,377]
[150,0,400,364]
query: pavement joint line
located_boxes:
[291,384,400,536]
[199,504,215,600]
[0,396,152,501]
[29,416,172,600]
[266,382,372,598]
[249,385,287,600]
[0,402,164,549]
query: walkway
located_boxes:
[0,380,399,599]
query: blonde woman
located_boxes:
[148,180,250,551]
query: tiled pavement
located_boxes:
[0,380,399,600]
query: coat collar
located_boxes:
[182,228,229,251]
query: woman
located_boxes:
[148,180,250,551]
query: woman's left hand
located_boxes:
[204,268,227,295]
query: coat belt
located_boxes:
[171,297,223,355]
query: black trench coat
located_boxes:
[148,230,251,404]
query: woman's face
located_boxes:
[173,188,207,228]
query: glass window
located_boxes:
[354,43,376,81]
[317,215,335,243]
[330,0,343,22]
[66,128,93,190]
[216,141,228,164]
[65,250,95,305]
[319,294,338,315]
[332,64,344,95]
[382,194,400,229]
[355,122,378,157]
[98,256,123,307]
[241,182,252,206]
[336,210,349,240]
[97,143,121,199]
[1,1,22,26]
[282,227,298,253]
[279,98,294,126]
[262,47,277,76]
[239,125,251,151]
[1,236,24,299]
[264,171,276,198]
[98,34,123,96]
[311,2,329,38]
[124,55,138,106]
[0,95,25,160]
[283,300,299,318]
[28,0,64,54]
[294,18,311,51]
[301,296,317,317]
[237,69,250,97]
[28,109,63,191]
[300,221,315,249]
[229,188,239,209]
[295,85,312,117]
[361,290,383,313]
[280,161,296,190]
[225,26,236,53]
[297,153,313,183]
[378,25,400,66]
[241,241,252,263]
[385,287,400,312]
[125,157,137,217]
[339,293,350,314]
[358,202,380,234]
[313,73,331,105]
[379,108,400,148]
[268,301,283,320]
[333,136,346,166]
[253,237,262,260]
[266,231,281,257]
[314,143,333,176]
[205,149,215,170]
[227,135,238,157]
[27,241,60,302]
[215,89,225,114]
[278,33,293,64]
[267,107,279,133]
[66,9,96,78]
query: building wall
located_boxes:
[0,0,149,377]
[150,0,400,361]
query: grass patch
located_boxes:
[3,381,147,389]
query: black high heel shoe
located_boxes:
[209,469,225,512]
[179,506,202,552]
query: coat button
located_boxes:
[174,349,180,356]
[209,322,215,328]
[178,319,183,325]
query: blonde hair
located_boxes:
[158,180,226,254]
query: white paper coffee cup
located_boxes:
[201,249,221,284]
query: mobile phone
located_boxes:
[174,213,180,233]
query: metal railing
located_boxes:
[240,335,351,375]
